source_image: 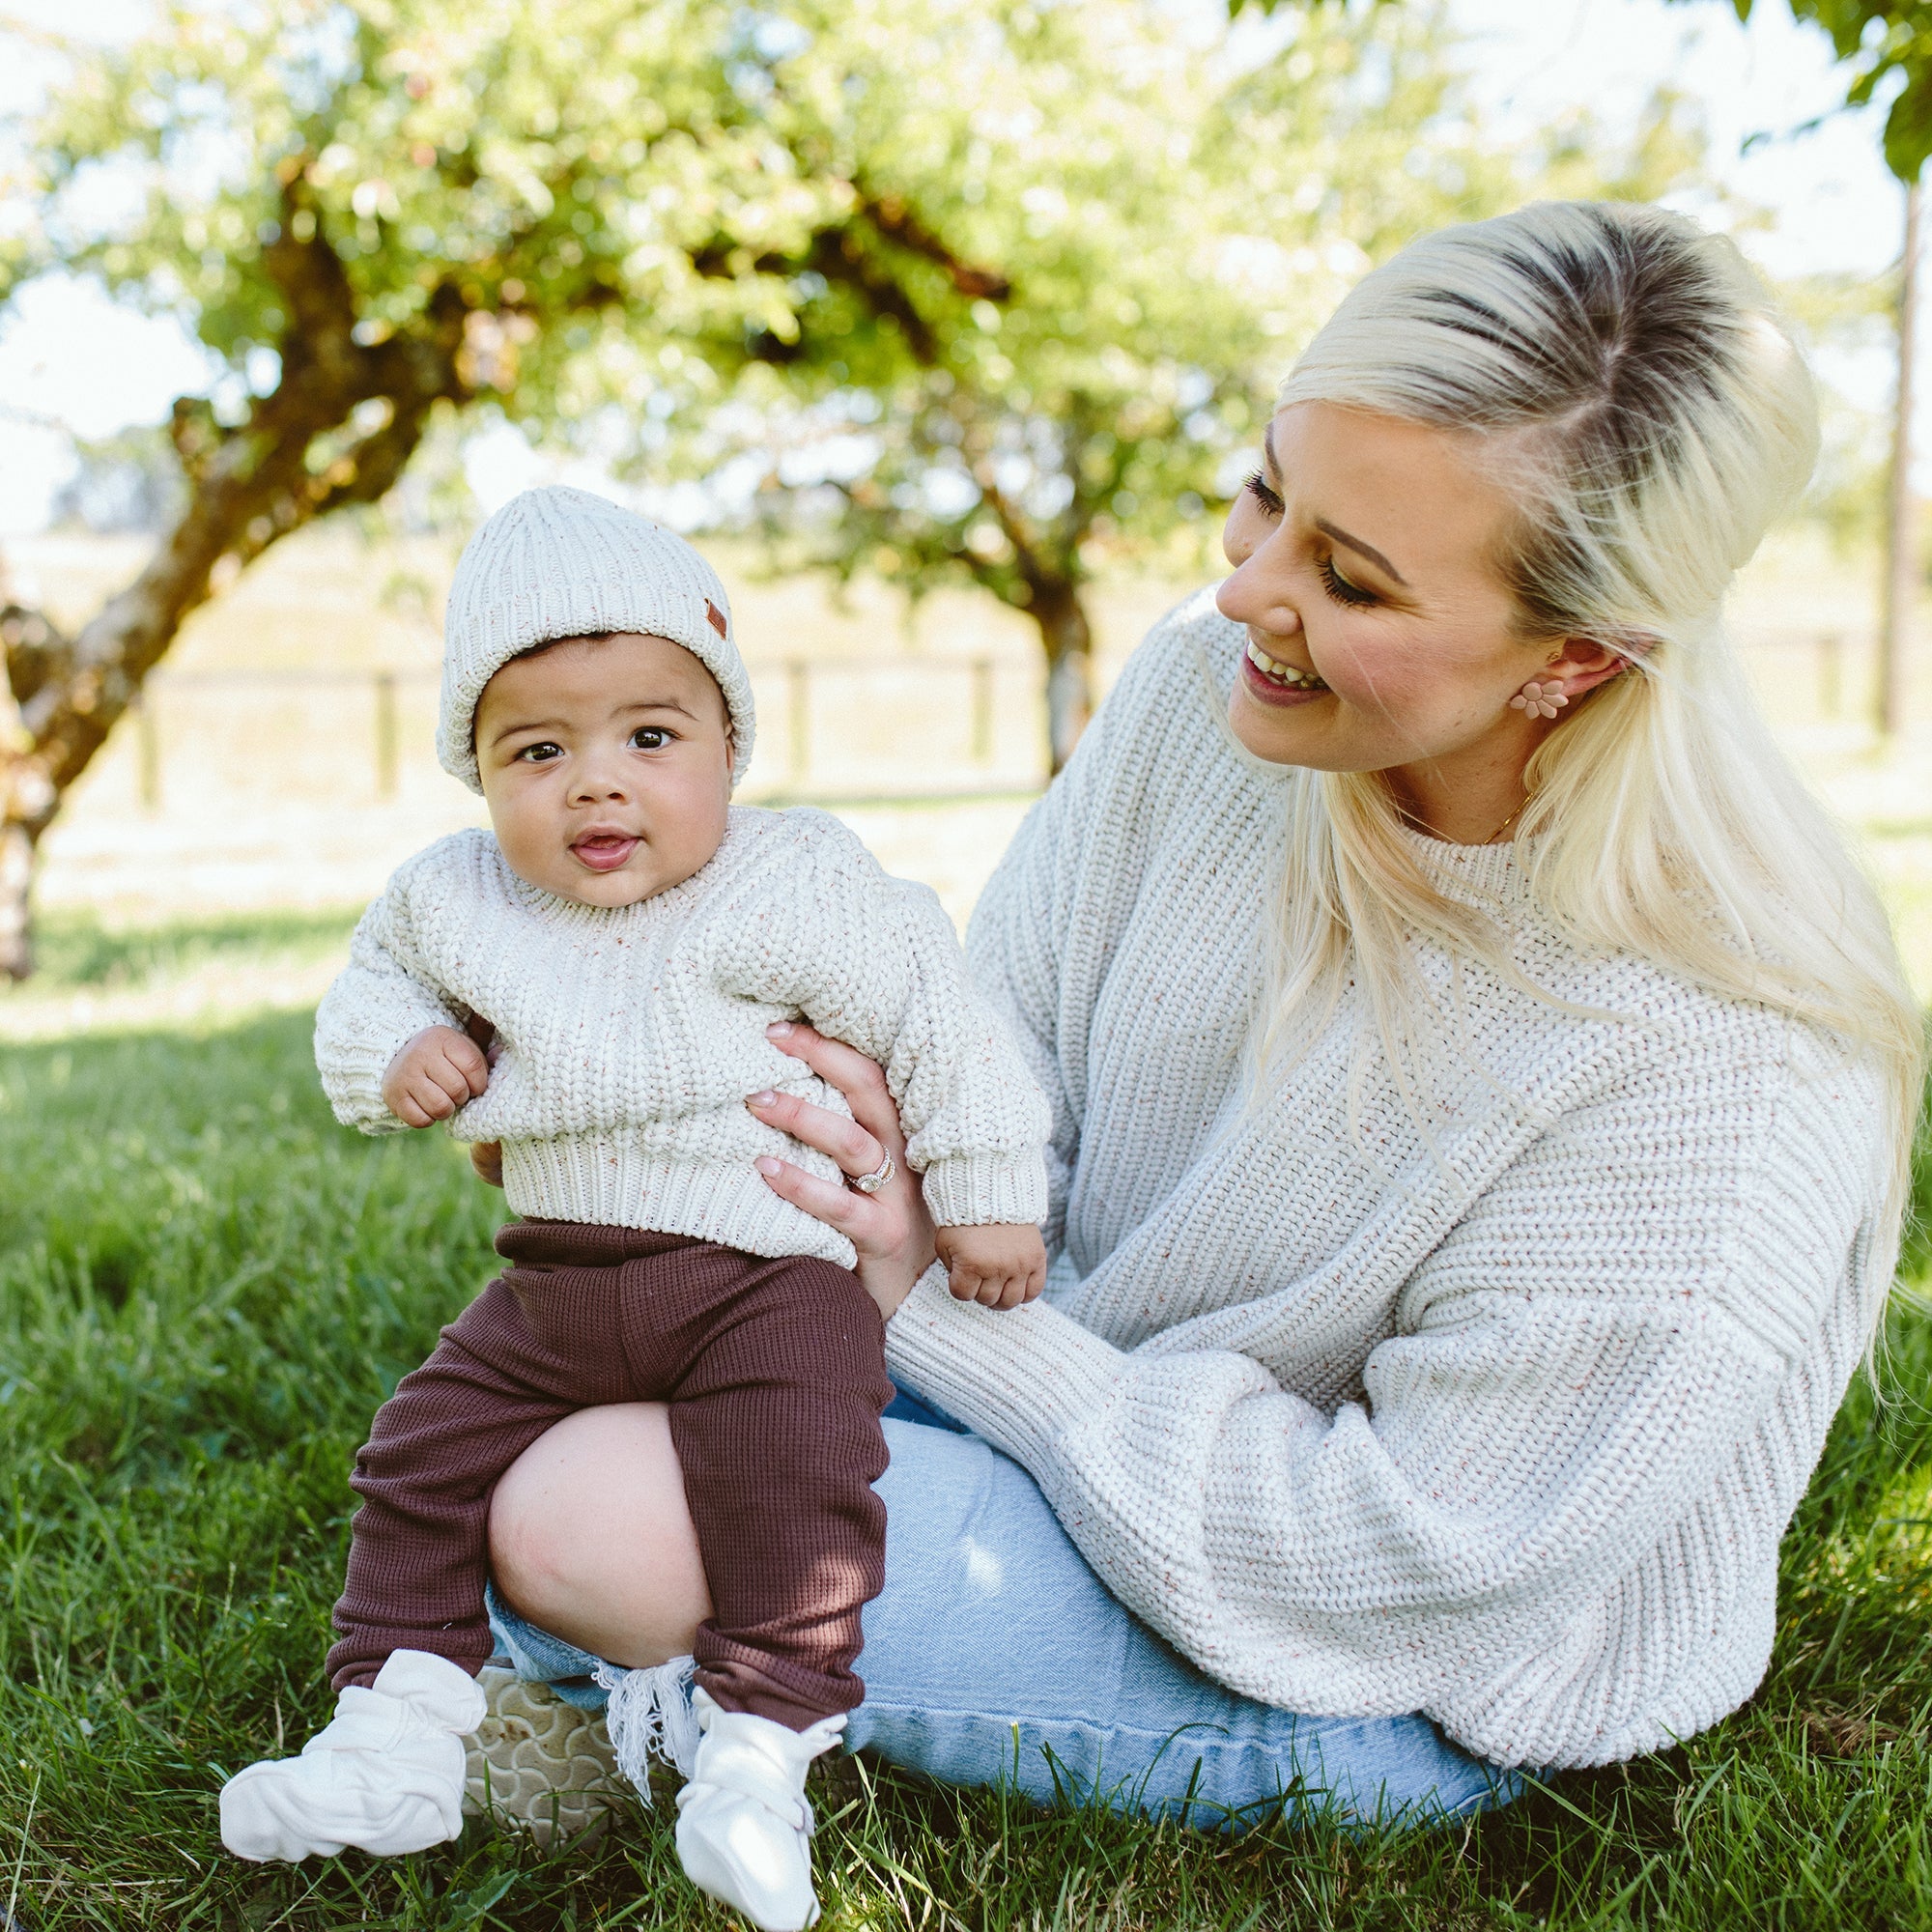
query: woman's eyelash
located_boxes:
[1239,470,1375,607]
[1243,469,1284,515]
[1317,554,1378,608]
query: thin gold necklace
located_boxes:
[1480,796,1528,845]
[1399,794,1528,846]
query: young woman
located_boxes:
[471,200,1920,1831]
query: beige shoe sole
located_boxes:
[463,1665,627,1847]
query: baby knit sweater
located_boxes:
[315,807,1050,1268]
[883,592,1897,1771]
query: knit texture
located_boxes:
[883,590,1897,1772]
[438,486,756,791]
[314,807,1050,1267]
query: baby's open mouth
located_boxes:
[1246,639,1328,692]
[571,832,640,871]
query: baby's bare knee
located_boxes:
[485,1403,711,1664]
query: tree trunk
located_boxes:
[0,403,440,978]
[1882,174,1922,739]
[0,820,34,979]
[1028,580,1094,774]
[0,187,469,978]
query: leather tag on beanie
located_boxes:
[706,599,727,639]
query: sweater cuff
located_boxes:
[883,1263,1130,1470]
[918,1150,1050,1228]
[320,1052,412,1136]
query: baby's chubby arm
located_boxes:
[316,851,483,1133]
[715,810,1052,1230]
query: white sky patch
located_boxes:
[0,277,216,532]
[461,420,555,515]
[1452,0,1902,281]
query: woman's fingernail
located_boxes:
[766,1020,792,1037]
[747,1090,777,1107]
[754,1156,782,1176]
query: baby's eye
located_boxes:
[516,741,564,763]
[630,726,673,751]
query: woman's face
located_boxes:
[1218,403,1560,779]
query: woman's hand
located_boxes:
[746,1021,936,1321]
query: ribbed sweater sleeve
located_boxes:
[717,812,1051,1227]
[962,799,1075,1248]
[314,856,469,1134]
[885,1015,1889,1763]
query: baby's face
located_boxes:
[474,632,732,907]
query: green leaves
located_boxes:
[20,0,840,414]
[1680,0,1932,181]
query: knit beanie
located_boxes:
[438,485,755,791]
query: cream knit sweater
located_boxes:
[315,807,1049,1268]
[883,592,1896,1771]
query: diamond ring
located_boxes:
[849,1151,896,1195]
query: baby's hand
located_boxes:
[381,1025,491,1127]
[933,1223,1047,1312]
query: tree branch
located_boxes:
[2,182,473,929]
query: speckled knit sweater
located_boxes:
[882,591,1896,1771]
[315,806,1049,1269]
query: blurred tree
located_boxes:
[1698,2,1932,183]
[0,0,1000,977]
[0,0,1701,975]
[1659,0,1926,731]
[650,1,1706,768]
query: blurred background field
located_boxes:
[6,514,1932,1041]
[6,0,1932,1010]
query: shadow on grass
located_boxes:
[0,1010,1927,1929]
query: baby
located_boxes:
[217,486,1049,1931]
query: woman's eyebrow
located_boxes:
[1261,423,1409,587]
[1314,519,1407,586]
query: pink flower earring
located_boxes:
[1510,679,1569,721]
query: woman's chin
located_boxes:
[1227,684,1332,765]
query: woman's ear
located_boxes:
[1541,635,1634,700]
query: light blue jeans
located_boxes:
[486,1393,1522,1831]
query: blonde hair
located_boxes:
[1261,200,1922,1226]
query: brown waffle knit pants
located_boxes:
[325,1219,892,1730]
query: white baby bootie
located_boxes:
[219,1650,487,1862]
[673,1689,847,1932]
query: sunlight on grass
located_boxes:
[0,909,362,1043]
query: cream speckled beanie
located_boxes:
[438,485,754,791]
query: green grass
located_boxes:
[0,908,361,1000]
[1,1012,1929,1929]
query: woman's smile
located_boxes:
[1242,637,1330,705]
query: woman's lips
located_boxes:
[1242,638,1330,707]
[571,832,640,871]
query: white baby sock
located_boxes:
[219,1650,487,1862]
[673,1688,847,1932]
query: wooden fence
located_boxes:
[123,654,1017,812]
